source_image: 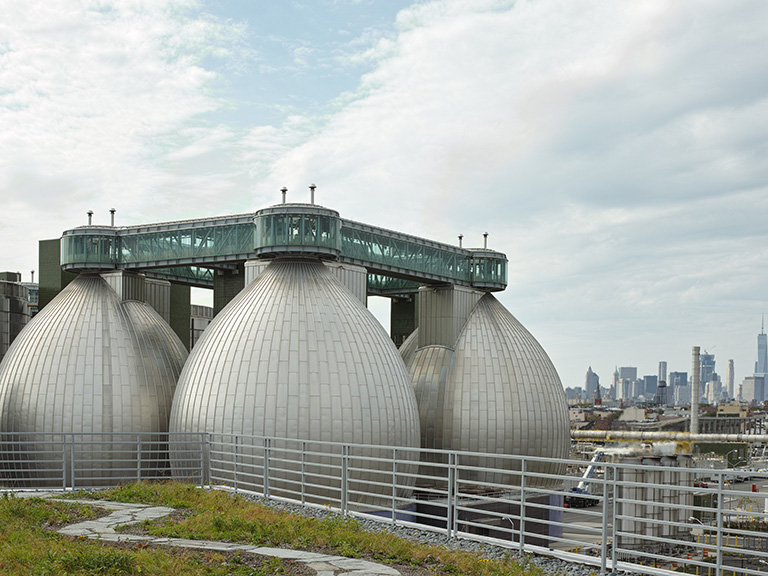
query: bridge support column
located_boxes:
[391,296,417,348]
[170,283,191,350]
[214,264,245,315]
[38,239,77,311]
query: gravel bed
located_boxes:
[237,493,605,576]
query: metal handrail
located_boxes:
[2,431,768,576]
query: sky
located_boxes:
[1,0,767,390]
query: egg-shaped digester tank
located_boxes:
[169,259,421,505]
[0,273,187,486]
[402,293,569,488]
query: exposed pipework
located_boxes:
[691,346,700,435]
[572,430,768,443]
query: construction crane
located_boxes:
[565,449,605,508]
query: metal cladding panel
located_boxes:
[169,259,420,502]
[0,273,188,484]
[323,261,367,305]
[409,345,454,451]
[445,293,569,485]
[144,278,172,323]
[398,328,419,368]
[403,293,569,488]
[417,285,482,348]
[244,260,270,285]
[101,270,145,302]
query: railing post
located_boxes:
[137,435,142,482]
[392,448,398,524]
[301,441,306,504]
[716,474,724,576]
[519,458,527,553]
[233,435,239,493]
[263,437,271,499]
[69,433,76,490]
[447,452,458,538]
[341,444,349,517]
[611,462,618,571]
[600,466,611,575]
[199,434,207,487]
[60,434,67,490]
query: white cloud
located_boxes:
[2,0,767,388]
[247,0,768,384]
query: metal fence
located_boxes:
[2,431,768,576]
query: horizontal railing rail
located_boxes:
[2,431,767,576]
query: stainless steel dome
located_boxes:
[169,259,421,502]
[0,273,187,485]
[402,293,569,487]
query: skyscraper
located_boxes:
[585,366,599,399]
[742,376,765,406]
[617,366,637,401]
[757,316,768,375]
[658,361,667,384]
[643,375,658,399]
[700,352,716,388]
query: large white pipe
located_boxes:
[691,346,700,435]
[572,430,768,443]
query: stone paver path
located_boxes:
[15,492,401,576]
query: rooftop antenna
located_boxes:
[87,210,93,225]
[309,183,316,205]
[763,313,765,335]
[458,234,463,248]
[110,208,116,227]
[483,232,488,249]
[281,187,287,204]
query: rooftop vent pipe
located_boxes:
[281,187,287,204]
[30,270,34,283]
[309,183,316,205]
[110,208,116,226]
[483,232,488,249]
[458,234,463,248]
[87,210,93,225]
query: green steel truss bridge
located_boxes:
[60,204,507,294]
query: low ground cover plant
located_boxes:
[2,481,546,575]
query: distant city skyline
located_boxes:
[568,326,768,406]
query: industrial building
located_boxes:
[0,196,570,495]
[0,272,37,365]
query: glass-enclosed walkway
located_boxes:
[60,204,507,292]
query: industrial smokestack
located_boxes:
[727,359,734,400]
[691,346,700,435]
